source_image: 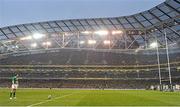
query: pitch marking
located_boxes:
[27,92,77,107]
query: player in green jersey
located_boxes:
[10,74,18,99]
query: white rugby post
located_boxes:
[164,29,173,91]
[150,40,162,91]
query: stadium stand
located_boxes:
[0,49,180,65]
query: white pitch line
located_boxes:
[27,92,76,107]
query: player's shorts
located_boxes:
[11,84,18,89]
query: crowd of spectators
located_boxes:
[0,49,179,89]
[0,49,179,65]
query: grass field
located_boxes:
[0,88,180,106]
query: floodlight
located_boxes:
[112,30,123,35]
[15,45,19,48]
[81,31,92,34]
[42,41,51,46]
[32,33,45,39]
[46,41,51,46]
[80,41,85,44]
[135,49,139,53]
[150,42,158,48]
[31,43,37,48]
[103,40,111,45]
[12,45,19,49]
[64,32,73,36]
[88,40,96,44]
[94,30,108,36]
[20,36,32,40]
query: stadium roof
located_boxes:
[0,0,179,55]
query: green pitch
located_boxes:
[0,88,180,106]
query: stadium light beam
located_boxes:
[88,40,96,44]
[32,33,45,39]
[94,30,109,36]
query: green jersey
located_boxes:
[12,76,18,84]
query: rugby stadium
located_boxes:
[0,0,180,106]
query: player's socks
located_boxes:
[10,92,13,99]
[13,92,16,98]
[10,92,12,98]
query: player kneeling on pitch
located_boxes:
[10,74,18,99]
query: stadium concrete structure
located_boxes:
[0,0,180,90]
